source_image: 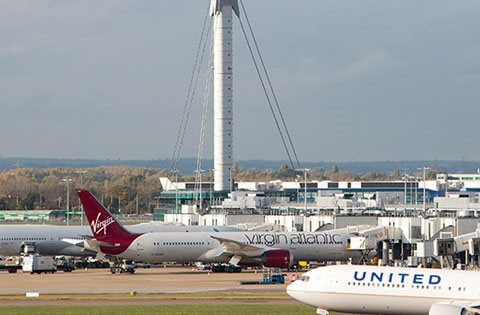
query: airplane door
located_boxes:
[136,240,144,251]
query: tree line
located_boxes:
[0,167,168,213]
[0,165,438,211]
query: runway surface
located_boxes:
[0,267,292,294]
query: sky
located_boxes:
[0,0,479,162]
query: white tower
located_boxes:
[211,0,239,191]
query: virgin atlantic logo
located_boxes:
[91,213,114,236]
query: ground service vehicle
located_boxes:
[22,256,57,274]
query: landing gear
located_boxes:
[109,259,136,274]
[110,267,121,274]
[211,264,242,273]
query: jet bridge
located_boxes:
[450,226,480,266]
[346,225,409,266]
[419,224,480,268]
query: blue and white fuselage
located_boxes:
[287,265,480,314]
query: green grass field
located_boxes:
[0,305,356,315]
[0,292,291,301]
[0,293,359,314]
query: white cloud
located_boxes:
[0,0,479,161]
[334,51,402,82]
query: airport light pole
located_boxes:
[296,168,311,213]
[409,175,413,205]
[136,196,139,216]
[295,176,300,203]
[194,169,206,211]
[76,170,86,225]
[172,169,179,213]
[418,167,431,216]
[62,178,72,226]
[76,170,86,188]
[414,176,418,209]
[209,169,214,206]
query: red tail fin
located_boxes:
[77,189,131,240]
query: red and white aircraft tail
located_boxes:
[77,189,141,255]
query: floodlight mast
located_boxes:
[211,0,239,192]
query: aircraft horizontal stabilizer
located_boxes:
[83,239,119,252]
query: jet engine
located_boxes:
[35,240,96,257]
[263,249,293,268]
[429,304,469,315]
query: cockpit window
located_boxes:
[299,275,310,282]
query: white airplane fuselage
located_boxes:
[77,189,362,268]
[287,265,480,314]
[109,231,361,264]
[0,224,241,257]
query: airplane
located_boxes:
[287,264,480,315]
[77,189,364,268]
[0,221,242,258]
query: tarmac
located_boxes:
[0,266,294,295]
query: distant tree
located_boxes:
[0,199,7,210]
[279,164,289,173]
[331,164,339,173]
[232,162,242,174]
[391,169,401,179]
[21,192,36,210]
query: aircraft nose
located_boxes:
[286,279,305,301]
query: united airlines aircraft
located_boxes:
[77,189,362,268]
[287,264,480,314]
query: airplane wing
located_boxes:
[429,301,480,314]
[206,236,266,265]
[468,301,480,309]
[61,238,85,246]
[210,236,264,253]
[202,236,292,267]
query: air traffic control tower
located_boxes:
[211,0,240,192]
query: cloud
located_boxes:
[0,1,479,161]
[334,51,402,82]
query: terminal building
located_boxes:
[153,173,480,252]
